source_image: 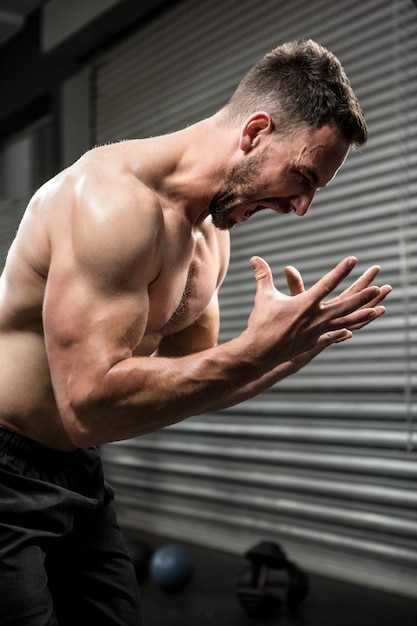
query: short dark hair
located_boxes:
[222,39,368,148]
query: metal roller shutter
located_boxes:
[0,117,53,270]
[93,0,417,597]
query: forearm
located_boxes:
[66,328,336,448]
[206,338,332,413]
[68,334,271,446]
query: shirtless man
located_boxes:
[0,40,390,625]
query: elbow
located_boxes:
[61,406,99,449]
[59,386,105,449]
[53,363,129,448]
[65,418,97,449]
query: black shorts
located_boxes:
[0,428,143,626]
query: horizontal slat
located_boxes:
[105,433,417,478]
[161,425,416,449]
[104,449,417,509]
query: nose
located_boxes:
[290,193,314,216]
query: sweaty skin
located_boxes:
[0,113,391,451]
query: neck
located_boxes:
[136,114,237,226]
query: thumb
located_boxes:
[285,265,305,296]
[250,256,275,292]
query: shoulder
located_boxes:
[50,145,165,288]
[74,143,160,217]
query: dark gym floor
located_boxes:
[123,529,417,626]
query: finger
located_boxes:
[361,284,392,308]
[284,265,305,296]
[250,256,276,293]
[307,257,358,304]
[317,328,353,346]
[322,284,382,324]
[325,284,391,326]
[344,304,387,331]
[335,265,382,300]
[327,306,378,330]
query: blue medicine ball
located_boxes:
[150,544,193,591]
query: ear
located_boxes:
[239,112,273,153]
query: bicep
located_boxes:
[43,260,150,409]
[43,200,161,412]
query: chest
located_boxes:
[145,233,219,337]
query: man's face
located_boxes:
[209,121,350,230]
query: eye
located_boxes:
[290,167,316,190]
[297,172,311,187]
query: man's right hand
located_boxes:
[243,255,391,370]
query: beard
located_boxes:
[208,153,265,231]
[208,148,291,230]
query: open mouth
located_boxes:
[243,205,265,221]
[243,201,294,220]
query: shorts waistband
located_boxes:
[0,426,85,468]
